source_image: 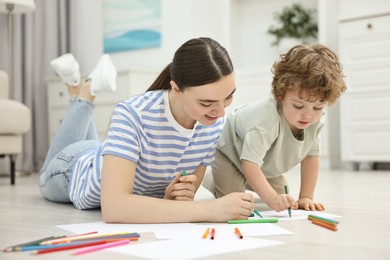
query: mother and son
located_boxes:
[39,37,346,223]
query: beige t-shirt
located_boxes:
[217,97,325,178]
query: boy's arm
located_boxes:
[242,159,293,211]
[297,155,325,210]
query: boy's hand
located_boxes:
[267,194,294,212]
[164,172,197,201]
[293,197,325,211]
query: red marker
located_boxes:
[210,228,215,240]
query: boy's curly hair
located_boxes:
[271,44,347,104]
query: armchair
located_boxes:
[0,69,31,184]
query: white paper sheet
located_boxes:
[255,209,341,220]
[108,237,284,260]
[57,222,292,240]
[57,222,197,236]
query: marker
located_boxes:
[181,170,186,176]
[284,185,291,218]
[227,219,278,224]
[308,214,339,225]
[210,228,215,240]
[253,209,263,218]
[310,219,338,232]
[202,228,210,239]
[234,228,243,239]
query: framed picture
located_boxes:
[103,0,162,53]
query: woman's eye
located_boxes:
[200,103,212,107]
[293,104,303,109]
[314,107,324,111]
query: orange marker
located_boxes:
[311,219,338,232]
[210,228,215,240]
[202,228,210,239]
[234,227,243,239]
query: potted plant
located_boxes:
[267,3,318,47]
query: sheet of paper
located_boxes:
[255,209,341,220]
[108,237,284,260]
[57,222,292,239]
[153,223,292,239]
[57,222,196,236]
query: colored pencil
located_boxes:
[66,234,139,244]
[284,185,291,218]
[253,209,263,218]
[210,228,216,240]
[308,214,340,225]
[202,228,210,239]
[40,231,98,245]
[72,239,130,255]
[3,235,65,252]
[42,232,133,245]
[228,218,278,224]
[311,219,338,232]
[32,240,107,255]
[15,240,103,252]
[234,227,243,239]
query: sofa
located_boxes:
[0,69,31,184]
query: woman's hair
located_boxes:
[271,44,347,104]
[147,37,234,91]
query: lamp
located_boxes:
[0,0,35,99]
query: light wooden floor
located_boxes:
[1,168,390,260]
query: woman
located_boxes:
[39,37,254,224]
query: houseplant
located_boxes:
[267,3,318,46]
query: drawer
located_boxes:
[339,15,390,39]
[48,106,116,142]
[48,79,131,107]
[341,128,390,161]
[341,92,390,125]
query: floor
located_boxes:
[1,168,390,260]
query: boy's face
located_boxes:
[281,88,327,136]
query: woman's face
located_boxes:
[176,73,236,127]
[281,88,327,136]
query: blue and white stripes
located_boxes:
[68,90,224,209]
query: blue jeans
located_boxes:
[39,98,101,203]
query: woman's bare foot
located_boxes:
[78,80,96,102]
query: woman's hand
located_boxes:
[293,197,325,211]
[266,194,294,212]
[164,173,197,201]
[209,192,254,222]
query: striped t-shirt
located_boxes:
[68,90,225,209]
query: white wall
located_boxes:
[71,0,318,72]
[70,0,336,168]
[71,0,234,74]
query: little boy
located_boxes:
[204,44,347,212]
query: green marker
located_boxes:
[181,170,186,176]
[227,219,278,224]
[253,209,263,218]
[285,185,292,218]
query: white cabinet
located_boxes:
[47,70,157,142]
[339,15,390,168]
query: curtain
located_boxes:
[0,0,73,174]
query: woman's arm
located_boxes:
[295,155,325,211]
[100,155,254,223]
[242,159,293,211]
